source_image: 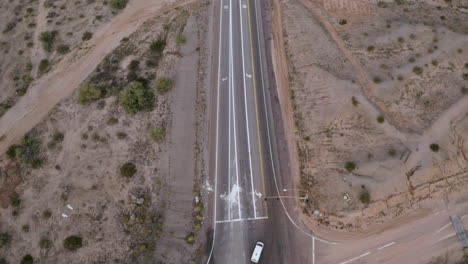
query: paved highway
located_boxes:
[205,0,316,263]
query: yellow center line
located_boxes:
[246,0,268,217]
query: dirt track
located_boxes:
[0,0,195,154]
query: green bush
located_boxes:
[345,161,356,172]
[0,232,11,248]
[359,191,370,204]
[77,83,102,104]
[430,143,439,152]
[20,255,33,264]
[82,31,93,41]
[109,0,128,9]
[149,127,165,141]
[63,235,82,251]
[120,162,136,178]
[119,81,154,114]
[176,33,186,45]
[39,31,57,52]
[155,77,174,94]
[38,59,49,73]
[377,115,385,123]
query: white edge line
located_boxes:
[206,1,224,263]
[377,241,395,250]
[312,237,315,264]
[252,0,335,245]
[239,0,257,220]
[215,216,269,224]
[230,0,242,220]
[339,252,371,264]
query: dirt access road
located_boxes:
[0,0,195,154]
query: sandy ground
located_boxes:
[0,1,210,263]
[273,0,467,236]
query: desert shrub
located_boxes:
[63,236,82,251]
[8,136,42,167]
[359,191,370,204]
[128,60,140,71]
[3,22,16,33]
[116,132,127,139]
[377,1,388,7]
[106,117,118,125]
[184,233,195,245]
[462,87,468,94]
[38,59,49,73]
[20,255,33,264]
[52,132,64,142]
[397,75,404,81]
[351,96,358,106]
[39,238,52,249]
[150,39,166,54]
[56,44,69,54]
[9,193,21,207]
[413,66,423,75]
[338,19,347,25]
[0,257,7,264]
[394,0,404,4]
[0,232,11,248]
[119,81,154,114]
[409,33,416,39]
[388,149,397,156]
[408,57,415,63]
[367,46,375,52]
[42,210,52,218]
[176,33,186,45]
[373,76,382,84]
[77,83,102,104]
[149,127,165,141]
[120,162,136,178]
[39,31,57,52]
[377,115,385,123]
[146,39,166,67]
[155,77,174,94]
[82,31,93,41]
[430,143,439,152]
[16,88,27,96]
[397,37,405,43]
[345,161,356,172]
[109,0,128,9]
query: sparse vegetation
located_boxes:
[345,161,356,172]
[3,22,16,34]
[0,232,11,248]
[9,193,21,207]
[176,33,186,45]
[77,83,102,104]
[184,233,195,245]
[56,44,70,54]
[109,0,128,9]
[149,127,165,142]
[63,235,83,251]
[373,76,382,84]
[146,39,166,67]
[338,19,347,25]
[155,77,174,94]
[120,162,137,178]
[119,81,154,114]
[5,136,43,168]
[38,59,50,73]
[388,149,397,156]
[82,31,93,41]
[430,143,440,152]
[367,46,375,52]
[359,191,370,204]
[39,31,57,52]
[39,238,52,249]
[413,66,423,75]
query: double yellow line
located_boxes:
[246,0,268,217]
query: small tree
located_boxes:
[77,83,102,104]
[120,162,136,178]
[109,0,128,9]
[119,81,154,114]
[430,143,440,152]
[20,255,33,264]
[155,77,174,94]
[63,235,82,251]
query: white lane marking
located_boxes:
[377,242,395,250]
[207,1,225,262]
[246,73,252,78]
[339,252,371,264]
[251,0,335,245]
[437,232,456,242]
[242,4,247,8]
[312,237,315,264]
[215,216,268,224]
[222,77,228,82]
[229,0,242,220]
[239,0,257,219]
[228,37,232,221]
[436,222,452,233]
[224,5,228,9]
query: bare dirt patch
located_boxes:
[277,0,468,234]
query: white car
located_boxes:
[251,241,264,263]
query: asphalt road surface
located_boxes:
[204,1,468,264]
